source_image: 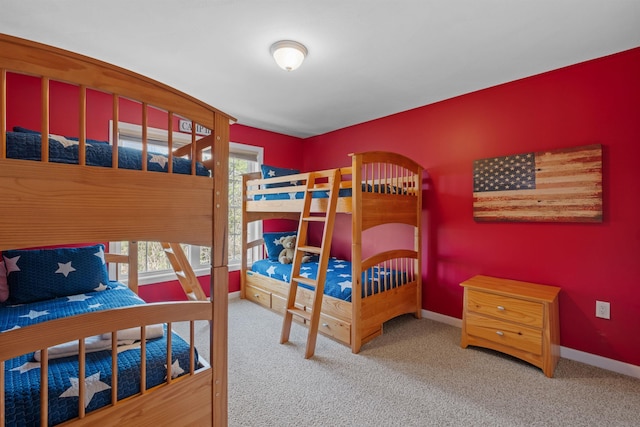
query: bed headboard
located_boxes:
[0,34,234,251]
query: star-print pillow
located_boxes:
[4,244,110,304]
[263,231,297,260]
[260,164,301,188]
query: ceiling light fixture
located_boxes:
[270,40,307,71]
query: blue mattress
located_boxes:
[5,131,209,176]
[0,283,198,426]
[253,184,404,201]
[250,257,408,302]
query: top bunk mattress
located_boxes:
[5,128,209,176]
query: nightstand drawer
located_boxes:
[466,289,544,328]
[465,312,542,355]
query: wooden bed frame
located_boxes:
[241,152,424,353]
[0,34,233,426]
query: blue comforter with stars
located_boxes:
[250,257,407,301]
[0,283,197,426]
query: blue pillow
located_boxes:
[4,244,110,304]
[260,164,301,188]
[263,231,297,260]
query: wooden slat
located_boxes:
[0,361,4,425]
[40,349,48,425]
[167,112,174,173]
[111,332,118,406]
[140,326,147,394]
[79,338,86,417]
[141,103,148,171]
[41,76,49,162]
[79,85,87,165]
[112,94,119,168]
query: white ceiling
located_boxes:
[2,1,639,138]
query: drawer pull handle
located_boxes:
[497,305,505,311]
[254,294,260,298]
[322,323,329,327]
[496,331,504,336]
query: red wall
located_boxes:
[303,47,640,367]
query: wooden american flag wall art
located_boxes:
[473,144,603,223]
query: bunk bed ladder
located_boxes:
[280,168,341,358]
[160,242,207,301]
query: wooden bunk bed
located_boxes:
[241,152,424,354]
[0,34,233,426]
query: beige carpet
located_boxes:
[183,298,640,426]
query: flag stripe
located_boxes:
[473,144,602,222]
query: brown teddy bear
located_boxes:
[277,235,311,264]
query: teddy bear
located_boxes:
[277,235,311,264]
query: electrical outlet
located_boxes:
[596,300,610,319]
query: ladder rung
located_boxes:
[298,245,321,254]
[302,216,326,222]
[293,276,317,287]
[287,307,311,321]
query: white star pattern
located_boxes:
[20,310,49,319]
[67,294,92,302]
[94,283,108,292]
[334,264,347,269]
[94,247,105,264]
[4,255,20,275]
[88,303,103,309]
[338,280,352,292]
[60,372,111,408]
[301,266,312,271]
[165,359,185,380]
[56,262,76,277]
[266,265,277,277]
[11,361,40,373]
[338,274,350,278]
[300,272,311,278]
[149,154,169,168]
[288,192,296,200]
[2,325,21,333]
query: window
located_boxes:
[229,143,262,266]
[108,121,262,285]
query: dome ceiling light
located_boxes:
[270,40,308,71]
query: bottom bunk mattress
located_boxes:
[250,257,409,302]
[0,283,199,426]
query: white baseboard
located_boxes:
[229,290,241,300]
[421,309,640,380]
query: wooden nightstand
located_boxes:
[460,275,561,377]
